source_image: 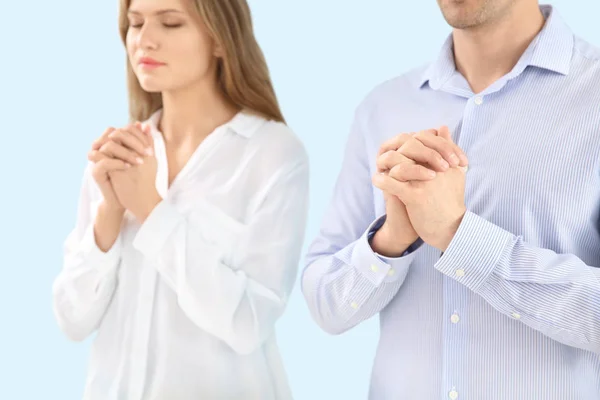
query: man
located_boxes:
[302,1,600,399]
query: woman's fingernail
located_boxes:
[440,159,450,169]
[145,148,153,156]
[136,157,144,164]
[429,170,437,178]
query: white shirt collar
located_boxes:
[145,108,267,139]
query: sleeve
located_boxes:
[300,106,422,335]
[52,163,123,342]
[131,156,310,355]
[436,210,600,355]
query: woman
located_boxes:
[52,0,309,399]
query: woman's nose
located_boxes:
[136,24,158,50]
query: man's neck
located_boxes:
[453,2,545,93]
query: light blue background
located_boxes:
[1,1,598,399]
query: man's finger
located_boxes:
[433,126,469,166]
[412,133,462,168]
[376,150,414,172]
[372,172,411,199]
[399,138,451,171]
[437,125,452,141]
[378,129,437,157]
[388,163,437,182]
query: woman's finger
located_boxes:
[136,121,155,149]
[87,150,104,163]
[91,127,116,151]
[100,140,144,166]
[127,123,154,151]
[95,157,132,173]
[109,128,151,157]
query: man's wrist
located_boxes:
[435,208,467,251]
[370,223,418,258]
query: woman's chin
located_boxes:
[138,78,167,94]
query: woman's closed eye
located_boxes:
[128,21,184,29]
[162,23,183,28]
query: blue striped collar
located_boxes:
[419,4,574,90]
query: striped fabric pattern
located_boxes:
[302,4,600,399]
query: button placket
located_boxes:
[450,312,460,324]
[449,388,459,399]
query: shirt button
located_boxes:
[450,313,460,324]
[449,389,459,399]
[474,96,483,105]
[455,269,465,277]
[387,269,395,276]
[512,312,521,319]
[351,302,358,309]
[370,264,379,273]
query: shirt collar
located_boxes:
[419,4,574,90]
[145,108,266,139]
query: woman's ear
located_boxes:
[213,42,224,58]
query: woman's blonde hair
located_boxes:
[118,0,285,124]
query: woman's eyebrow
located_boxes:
[127,9,184,16]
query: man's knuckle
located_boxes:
[384,150,397,162]
[426,148,440,159]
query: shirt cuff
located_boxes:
[434,210,514,293]
[132,198,183,258]
[350,215,421,287]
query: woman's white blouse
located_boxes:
[52,109,310,400]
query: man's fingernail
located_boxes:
[136,157,144,164]
[449,153,459,165]
[145,148,153,156]
[429,170,437,178]
[441,159,450,169]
